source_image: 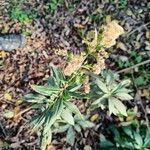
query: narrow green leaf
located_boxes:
[50,65,65,85]
[64,101,83,119]
[92,94,108,106]
[115,93,133,101]
[31,85,60,96]
[69,92,87,99]
[24,93,46,103]
[74,124,81,132]
[53,124,70,133]
[44,98,64,133]
[78,120,95,128]
[69,84,82,92]
[112,80,130,93]
[95,79,108,93]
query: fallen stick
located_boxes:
[117,59,150,73]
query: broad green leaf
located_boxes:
[31,85,60,96]
[53,124,70,133]
[95,79,108,93]
[100,134,114,148]
[66,126,75,146]
[74,124,81,132]
[47,76,57,87]
[61,109,74,125]
[78,120,95,128]
[123,142,134,149]
[100,140,114,148]
[112,98,127,116]
[108,98,119,116]
[40,129,52,150]
[134,131,143,145]
[120,80,131,87]
[64,101,83,119]
[144,130,150,147]
[122,126,133,139]
[115,93,133,101]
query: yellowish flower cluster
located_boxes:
[64,54,85,76]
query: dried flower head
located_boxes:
[92,58,106,75]
[83,76,90,94]
[64,54,85,76]
[101,20,124,48]
[53,48,68,56]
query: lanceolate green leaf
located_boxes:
[32,98,63,133]
[66,126,76,146]
[44,98,64,134]
[24,93,46,103]
[92,94,108,106]
[109,97,127,116]
[51,65,65,85]
[40,129,52,150]
[95,79,108,93]
[61,109,74,125]
[69,84,82,92]
[31,84,60,96]
[115,93,133,101]
[64,101,83,119]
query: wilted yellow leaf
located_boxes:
[141,89,150,98]
[116,42,127,51]
[4,93,12,101]
[90,113,99,122]
[0,51,8,59]
[16,99,23,106]
[3,110,14,118]
[105,15,112,23]
[146,31,150,39]
[47,144,56,150]
[74,23,85,29]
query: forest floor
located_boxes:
[0,0,150,149]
